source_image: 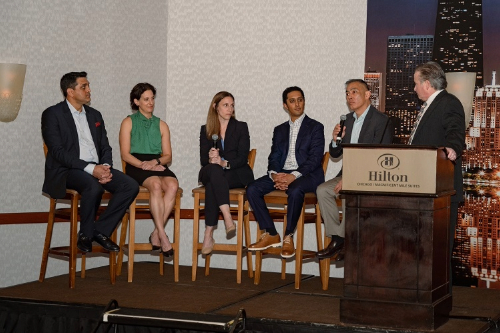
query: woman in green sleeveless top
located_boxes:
[119,83,178,256]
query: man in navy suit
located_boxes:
[41,72,138,253]
[316,79,393,261]
[247,86,325,258]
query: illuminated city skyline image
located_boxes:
[365,0,500,288]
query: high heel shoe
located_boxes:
[149,234,161,251]
[161,247,174,257]
[160,236,174,257]
[225,222,236,239]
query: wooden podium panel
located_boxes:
[339,145,455,331]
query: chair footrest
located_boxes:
[101,302,245,332]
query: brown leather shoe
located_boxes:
[248,232,281,251]
[316,238,343,259]
[281,234,295,258]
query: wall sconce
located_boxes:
[0,63,27,123]
[445,72,476,128]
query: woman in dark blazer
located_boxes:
[199,91,254,254]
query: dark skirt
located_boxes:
[126,153,177,186]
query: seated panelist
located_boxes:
[119,83,179,257]
[316,79,393,261]
[41,71,139,253]
[247,86,325,259]
[198,91,254,255]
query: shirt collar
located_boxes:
[425,89,443,108]
[289,113,306,126]
[66,99,86,115]
[353,105,370,121]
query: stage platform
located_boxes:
[1,262,500,333]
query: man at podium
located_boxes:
[316,79,393,260]
[409,61,466,286]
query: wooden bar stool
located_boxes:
[253,152,330,289]
[320,197,343,290]
[116,160,182,282]
[192,149,256,284]
[39,144,116,289]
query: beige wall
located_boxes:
[0,0,367,287]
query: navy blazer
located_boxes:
[41,101,113,199]
[199,117,254,186]
[410,90,465,202]
[268,115,325,185]
[331,105,393,176]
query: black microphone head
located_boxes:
[212,134,219,141]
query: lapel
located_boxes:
[357,106,374,142]
[343,113,355,143]
[295,115,309,151]
[223,118,236,153]
[62,101,80,150]
[417,90,446,130]
[85,107,98,146]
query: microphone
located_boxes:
[211,134,218,149]
[336,115,347,145]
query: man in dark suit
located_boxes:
[409,62,465,288]
[247,86,325,258]
[316,79,393,260]
[41,72,138,253]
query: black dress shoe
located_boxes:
[335,247,345,262]
[92,233,120,252]
[317,239,344,259]
[77,233,92,253]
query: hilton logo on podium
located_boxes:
[370,154,408,182]
[377,154,400,170]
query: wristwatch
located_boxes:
[225,161,231,169]
[156,158,161,165]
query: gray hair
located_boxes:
[415,61,447,90]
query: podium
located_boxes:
[339,144,455,331]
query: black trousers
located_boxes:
[66,168,139,238]
[199,164,244,226]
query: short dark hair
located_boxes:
[345,79,369,91]
[130,83,157,110]
[415,61,447,90]
[60,72,87,98]
[282,86,304,104]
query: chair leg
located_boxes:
[173,191,181,282]
[294,205,306,289]
[127,201,137,283]
[235,194,244,284]
[39,198,56,282]
[81,256,86,278]
[192,193,201,281]
[281,215,287,280]
[244,201,253,278]
[204,254,211,276]
[69,195,79,289]
[116,212,129,276]
[109,230,117,284]
[322,234,331,290]
[254,226,263,285]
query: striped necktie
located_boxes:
[408,102,427,144]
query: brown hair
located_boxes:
[205,91,235,139]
